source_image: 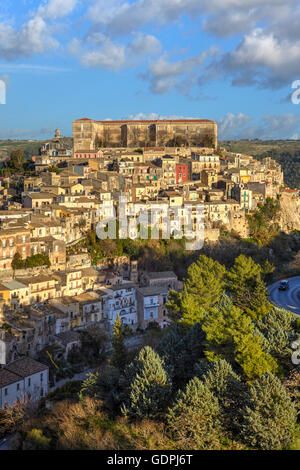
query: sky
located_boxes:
[0,0,300,140]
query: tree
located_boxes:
[227,254,272,320]
[110,314,127,372]
[9,149,24,170]
[79,372,101,401]
[24,254,51,268]
[202,302,277,382]
[121,346,171,420]
[240,372,297,450]
[167,255,226,327]
[157,322,206,387]
[80,325,108,365]
[155,323,186,375]
[11,252,25,270]
[256,308,296,363]
[201,360,244,418]
[247,197,281,246]
[167,377,221,449]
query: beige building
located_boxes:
[73,118,218,151]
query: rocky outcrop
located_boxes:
[279,191,300,232]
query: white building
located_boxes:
[0,357,49,408]
[100,283,138,330]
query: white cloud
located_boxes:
[86,0,295,37]
[123,113,198,120]
[78,33,161,70]
[219,28,300,88]
[128,34,161,56]
[0,16,58,60]
[81,39,126,70]
[83,0,300,91]
[218,113,300,140]
[37,0,78,19]
[0,0,79,61]
[143,48,218,94]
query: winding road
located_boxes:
[268,276,300,316]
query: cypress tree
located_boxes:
[122,346,171,420]
[240,372,297,450]
[110,314,127,372]
[167,377,222,449]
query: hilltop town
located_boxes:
[0,118,299,412]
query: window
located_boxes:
[40,373,43,383]
[17,383,20,391]
[4,388,7,396]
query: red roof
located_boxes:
[74,118,215,124]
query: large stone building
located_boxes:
[73,118,218,151]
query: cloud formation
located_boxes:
[219,113,300,140]
[1,0,300,94]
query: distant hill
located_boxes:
[220,140,300,189]
[0,137,73,163]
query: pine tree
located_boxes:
[167,255,226,327]
[167,377,222,449]
[121,346,171,420]
[203,303,277,381]
[110,314,127,372]
[240,372,297,450]
[227,254,272,320]
[79,372,101,401]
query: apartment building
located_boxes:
[0,227,31,270]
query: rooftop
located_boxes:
[1,280,27,291]
[137,286,168,296]
[145,271,177,280]
[0,368,22,388]
[5,357,48,378]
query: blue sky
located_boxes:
[0,0,300,140]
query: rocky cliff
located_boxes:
[279,191,300,232]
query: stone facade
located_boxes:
[73,118,218,151]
